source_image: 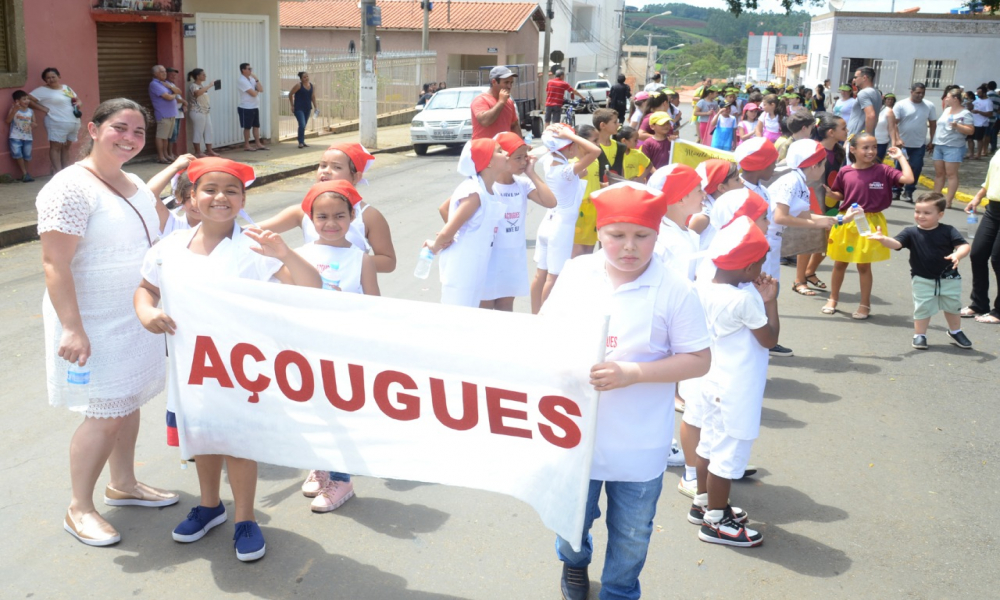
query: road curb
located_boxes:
[0,144,413,249]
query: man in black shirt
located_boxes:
[608,74,631,124]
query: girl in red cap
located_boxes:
[425,139,507,306]
[479,132,556,311]
[692,215,778,548]
[134,156,321,563]
[541,182,711,600]
[258,143,397,273]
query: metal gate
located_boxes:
[873,59,898,95]
[195,13,271,147]
[96,22,159,157]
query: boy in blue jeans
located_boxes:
[541,181,711,599]
[6,91,36,182]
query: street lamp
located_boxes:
[618,10,670,82]
[624,11,672,44]
[647,41,685,82]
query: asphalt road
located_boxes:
[1,119,999,599]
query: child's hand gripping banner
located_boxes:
[160,260,606,551]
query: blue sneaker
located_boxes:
[172,503,227,543]
[233,521,266,562]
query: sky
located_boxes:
[632,0,973,15]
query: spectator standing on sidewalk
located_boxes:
[237,62,267,151]
[186,68,219,158]
[544,70,580,126]
[931,88,975,209]
[149,65,185,164]
[847,66,880,138]
[971,85,994,160]
[6,90,37,182]
[289,71,318,149]
[28,67,82,174]
[888,82,937,203]
[987,81,999,154]
[470,66,522,139]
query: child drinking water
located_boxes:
[134,157,321,562]
[257,143,397,272]
[822,133,914,319]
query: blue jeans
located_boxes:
[555,475,664,600]
[295,110,309,145]
[895,145,926,196]
[329,471,351,482]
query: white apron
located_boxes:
[438,177,503,307]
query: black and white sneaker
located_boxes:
[912,334,928,350]
[688,497,749,526]
[769,344,794,358]
[947,330,973,349]
[902,192,914,203]
[699,509,763,547]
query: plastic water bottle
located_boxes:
[65,362,91,408]
[414,247,435,279]
[524,132,533,147]
[852,203,871,236]
[967,213,979,240]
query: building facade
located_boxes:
[745,32,807,84]
[804,11,1000,96]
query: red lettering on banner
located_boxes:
[430,379,478,431]
[230,343,271,403]
[485,387,532,439]
[275,350,314,402]
[188,335,235,388]
[320,361,366,412]
[373,370,420,421]
[537,396,582,449]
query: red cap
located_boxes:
[187,157,255,188]
[785,139,826,169]
[301,180,363,216]
[591,182,668,231]
[734,137,778,172]
[711,188,769,230]
[494,131,528,155]
[327,143,375,175]
[709,215,770,270]
[696,159,733,195]
[646,163,702,206]
[458,139,499,177]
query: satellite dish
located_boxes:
[828,0,846,10]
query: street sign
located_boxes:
[487,47,498,54]
[365,5,381,26]
[551,50,564,63]
[183,24,196,38]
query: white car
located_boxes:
[410,86,488,156]
[574,79,611,108]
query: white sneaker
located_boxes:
[667,439,685,467]
[301,470,330,498]
[677,474,697,499]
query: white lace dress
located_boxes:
[37,164,166,418]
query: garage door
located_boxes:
[97,22,159,157]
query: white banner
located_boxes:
[160,261,606,550]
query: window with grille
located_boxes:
[0,1,10,72]
[912,59,956,90]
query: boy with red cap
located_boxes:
[733,137,793,358]
[647,163,706,281]
[691,215,779,548]
[133,157,321,562]
[425,139,506,307]
[541,181,711,600]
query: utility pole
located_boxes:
[422,0,430,50]
[615,5,627,81]
[541,0,553,90]
[360,0,378,148]
[645,33,653,83]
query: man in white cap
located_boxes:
[470,66,522,140]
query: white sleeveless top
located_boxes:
[300,203,371,252]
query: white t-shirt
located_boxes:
[656,217,700,281]
[696,280,769,440]
[541,252,710,482]
[296,242,365,294]
[30,85,79,123]
[542,152,584,220]
[10,108,33,140]
[972,97,993,128]
[874,106,893,144]
[493,175,536,249]
[834,97,855,120]
[892,98,937,148]
[238,75,260,110]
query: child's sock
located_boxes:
[684,466,697,481]
[950,329,962,335]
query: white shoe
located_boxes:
[677,474,697,499]
[667,439,685,467]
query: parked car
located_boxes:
[574,79,611,109]
[410,86,487,156]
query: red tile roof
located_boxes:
[772,54,807,77]
[280,1,545,33]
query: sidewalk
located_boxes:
[0,123,414,248]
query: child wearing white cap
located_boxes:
[530,124,601,313]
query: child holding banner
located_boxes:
[541,181,710,600]
[530,124,600,313]
[692,215,777,548]
[257,143,397,273]
[134,157,321,562]
[425,139,506,307]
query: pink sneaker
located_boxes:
[310,480,355,513]
[301,470,330,498]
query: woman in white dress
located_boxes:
[37,98,179,547]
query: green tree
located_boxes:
[722,0,998,14]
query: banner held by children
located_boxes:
[670,138,735,169]
[160,260,606,551]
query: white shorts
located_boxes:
[533,214,574,275]
[695,399,755,480]
[680,378,707,429]
[44,116,79,144]
[482,246,529,300]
